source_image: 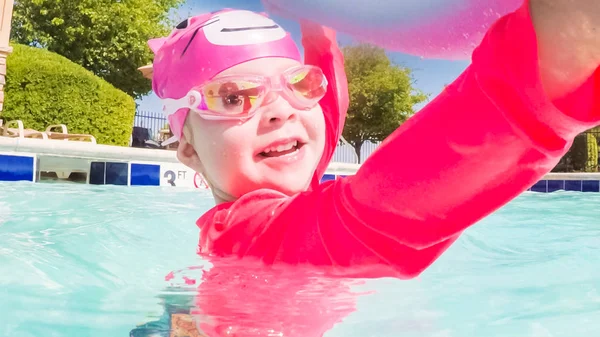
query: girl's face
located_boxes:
[177,58,327,202]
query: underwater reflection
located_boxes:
[130,256,368,337]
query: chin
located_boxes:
[261,174,312,196]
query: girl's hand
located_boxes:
[530,0,600,99]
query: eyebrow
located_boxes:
[220,25,279,32]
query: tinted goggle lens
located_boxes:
[200,66,327,116]
[203,80,266,115]
[287,66,327,101]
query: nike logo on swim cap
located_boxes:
[221,25,280,32]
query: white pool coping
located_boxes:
[0,135,178,162]
[0,136,362,176]
[543,172,600,180]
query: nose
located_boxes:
[258,94,298,127]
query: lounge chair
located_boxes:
[159,128,178,149]
[44,124,97,144]
[1,120,48,139]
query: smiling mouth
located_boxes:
[259,141,305,158]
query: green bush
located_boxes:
[568,134,588,171]
[586,133,598,172]
[2,43,135,146]
[553,131,599,172]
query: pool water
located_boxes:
[1,182,599,337]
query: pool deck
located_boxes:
[0,135,179,163]
[1,136,600,191]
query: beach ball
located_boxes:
[262,0,523,60]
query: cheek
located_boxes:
[194,122,255,177]
[305,107,327,151]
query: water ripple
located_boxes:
[1,183,600,336]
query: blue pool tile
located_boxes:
[530,180,547,192]
[0,154,34,181]
[321,174,336,183]
[130,163,160,186]
[582,180,600,192]
[106,162,128,186]
[89,162,105,184]
[564,180,582,191]
[547,180,564,192]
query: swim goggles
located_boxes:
[162,65,328,120]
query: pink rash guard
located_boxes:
[191,1,600,335]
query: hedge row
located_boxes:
[2,43,135,146]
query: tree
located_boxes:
[11,0,184,99]
[342,44,428,163]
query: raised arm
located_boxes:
[309,0,600,277]
[299,21,349,186]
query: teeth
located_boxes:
[263,141,298,153]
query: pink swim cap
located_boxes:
[148,9,302,141]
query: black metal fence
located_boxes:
[552,128,600,173]
[133,110,167,141]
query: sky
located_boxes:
[136,0,471,112]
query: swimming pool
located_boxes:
[1,182,599,337]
